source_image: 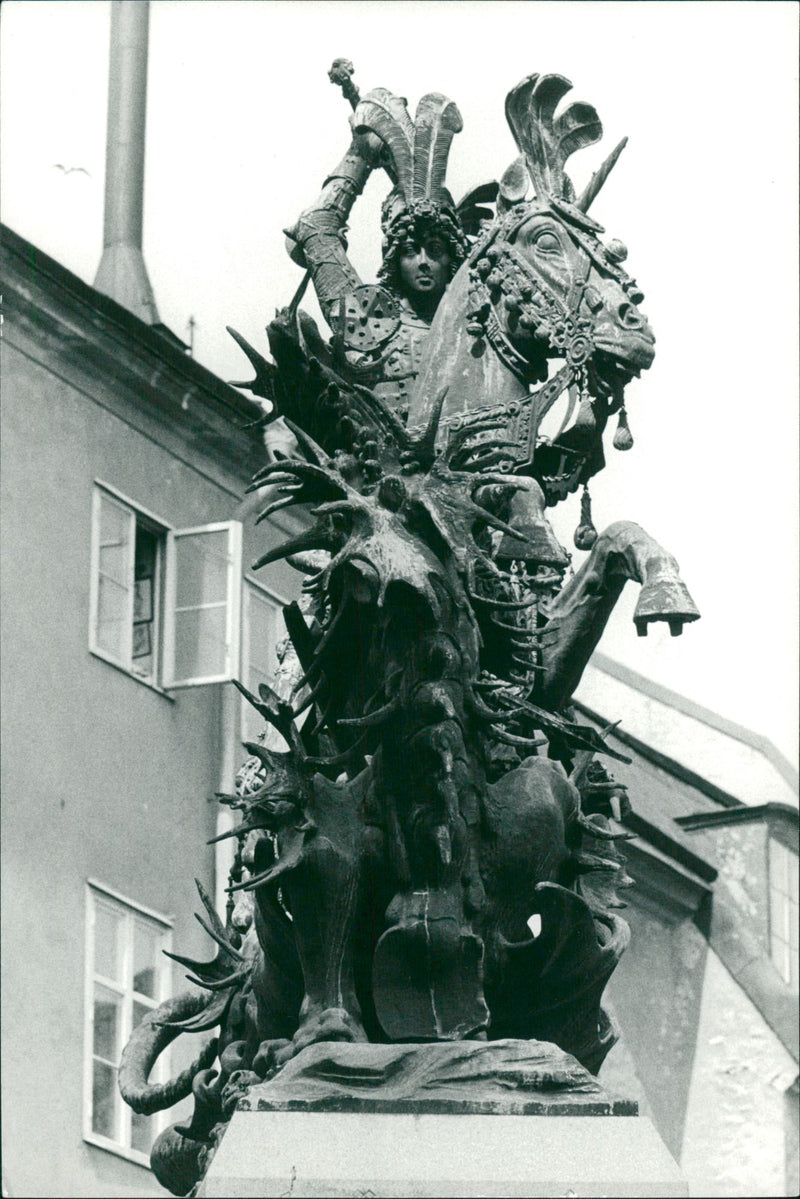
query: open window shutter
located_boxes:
[90,489,136,667]
[162,521,242,688]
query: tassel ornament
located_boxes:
[613,406,634,451]
[574,485,598,550]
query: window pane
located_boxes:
[98,496,133,586]
[131,1109,155,1155]
[92,1059,118,1139]
[96,575,131,661]
[174,604,227,680]
[131,524,159,682]
[244,589,282,742]
[93,984,121,1060]
[133,919,161,999]
[175,531,229,607]
[248,592,280,675]
[94,901,124,982]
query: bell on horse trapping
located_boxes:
[574,485,599,550]
[613,405,634,451]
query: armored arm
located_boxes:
[285,135,377,327]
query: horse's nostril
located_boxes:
[617,302,643,328]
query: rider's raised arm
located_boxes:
[284,131,381,327]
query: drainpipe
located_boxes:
[94,0,159,323]
[215,683,240,919]
[213,456,288,918]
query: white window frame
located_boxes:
[162,521,243,689]
[240,576,289,739]
[89,482,243,691]
[83,881,173,1167]
[88,483,170,688]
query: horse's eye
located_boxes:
[532,230,561,253]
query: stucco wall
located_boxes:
[681,950,796,1197]
[599,892,795,1196]
[600,906,708,1158]
[0,337,296,1197]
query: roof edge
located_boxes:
[590,652,799,794]
[1,221,264,428]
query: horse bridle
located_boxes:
[466,202,598,391]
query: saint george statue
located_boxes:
[118,64,701,1198]
[285,66,469,419]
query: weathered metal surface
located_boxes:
[118,63,700,1197]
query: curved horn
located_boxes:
[575,136,628,212]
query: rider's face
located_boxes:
[397,235,451,303]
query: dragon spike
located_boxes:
[505,73,602,202]
[309,696,337,737]
[336,691,402,729]
[255,489,304,525]
[193,911,243,961]
[303,733,368,769]
[194,878,228,939]
[252,529,334,572]
[406,386,449,467]
[231,678,295,739]
[226,326,277,402]
[466,502,533,542]
[282,418,329,466]
[292,672,329,718]
[491,729,548,749]
[206,822,262,846]
[575,136,628,212]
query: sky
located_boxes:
[2,1,798,763]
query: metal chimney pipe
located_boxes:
[94,0,159,323]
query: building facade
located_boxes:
[1,223,302,1198]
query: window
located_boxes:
[768,837,799,992]
[84,882,172,1163]
[89,483,242,689]
[241,580,287,743]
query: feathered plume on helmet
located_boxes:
[499,73,628,229]
[353,88,469,283]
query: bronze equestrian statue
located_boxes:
[119,67,699,1197]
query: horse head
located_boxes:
[409,73,655,501]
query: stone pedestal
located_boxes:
[198,1041,687,1197]
[198,1111,686,1197]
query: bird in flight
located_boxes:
[53,164,91,176]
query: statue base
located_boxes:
[197,1041,687,1197]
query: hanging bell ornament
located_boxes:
[574,485,598,550]
[574,395,597,433]
[572,368,596,434]
[613,406,634,451]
